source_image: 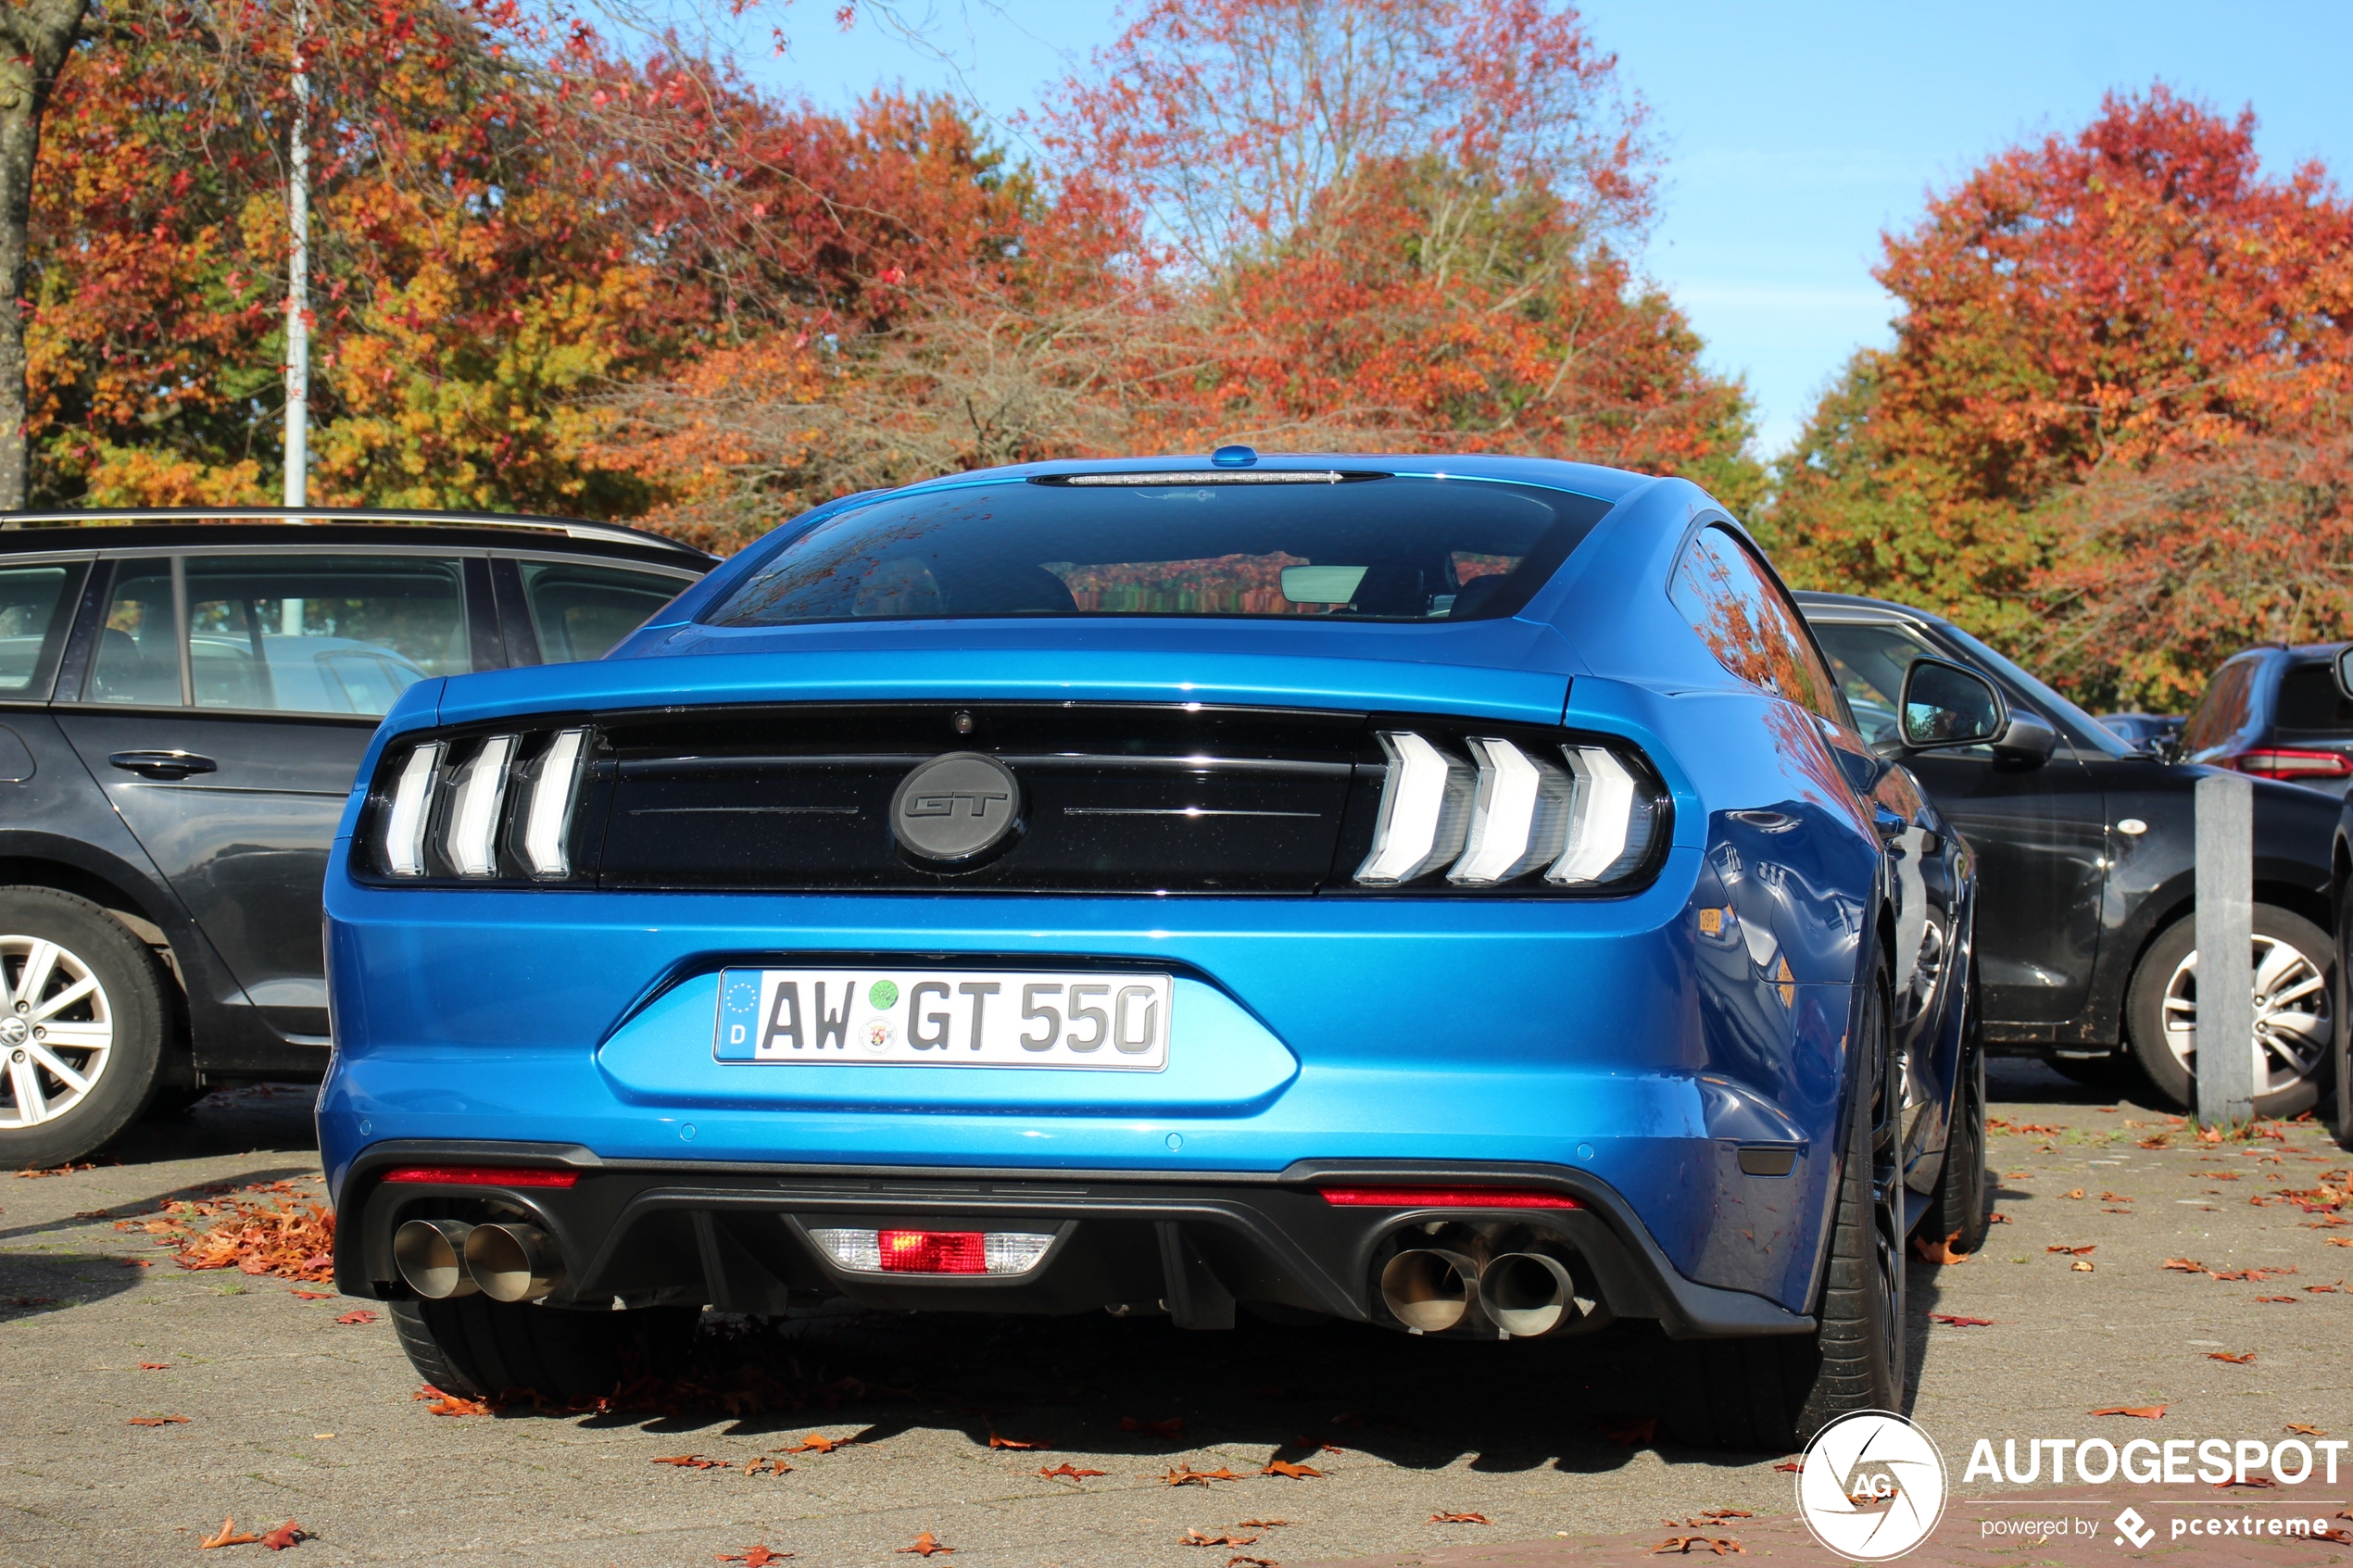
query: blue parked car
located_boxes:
[321,453,1982,1450]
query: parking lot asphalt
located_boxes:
[3,1066,2350,1567]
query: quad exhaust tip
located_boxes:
[1377,1245,1583,1337]
[394,1218,477,1300]
[394,1217,564,1303]
[1379,1248,1478,1334]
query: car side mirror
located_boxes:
[1897,659,2007,750]
[2336,645,2353,703]
[1990,710,2058,768]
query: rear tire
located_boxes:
[1929,1017,1990,1257]
[0,888,174,1168]
[1665,975,1905,1450]
[389,1297,698,1402]
[2127,906,2333,1118]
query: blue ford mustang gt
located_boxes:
[321,452,1985,1450]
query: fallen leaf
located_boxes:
[200,1518,262,1549]
[743,1457,792,1476]
[2047,1244,2095,1255]
[1692,1511,1755,1523]
[1227,1558,1277,1568]
[2327,1238,2353,1248]
[1123,1415,1185,1437]
[1929,1314,1994,1327]
[2071,1259,2096,1272]
[779,1432,850,1454]
[1166,1465,1246,1486]
[1988,1211,2012,1223]
[2137,1135,2171,1148]
[1183,1529,1259,1547]
[2288,1424,2327,1436]
[1287,1434,1344,1453]
[333,1310,377,1325]
[1038,1462,1107,1480]
[2062,1188,2086,1199]
[2163,1258,2206,1272]
[1771,1461,1803,1473]
[1912,1229,1969,1264]
[717,1549,793,1566]
[2208,1351,2258,1363]
[898,1532,953,1557]
[259,1521,308,1550]
[1236,1520,1291,1529]
[288,1289,334,1299]
[2257,1295,2299,1303]
[2217,1475,2280,1489]
[1432,1512,1490,1524]
[652,1454,725,1469]
[1653,1537,1745,1556]
[2091,1405,2167,1419]
[986,1427,1049,1450]
[128,1415,189,1426]
[138,1361,170,1370]
[1261,1461,1323,1479]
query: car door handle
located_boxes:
[108,749,219,781]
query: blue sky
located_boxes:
[731,0,2353,456]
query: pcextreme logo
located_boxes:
[1795,1411,1948,1562]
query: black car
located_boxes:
[2178,643,2353,796]
[0,508,713,1166]
[1796,593,2338,1116]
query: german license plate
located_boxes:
[713,969,1171,1071]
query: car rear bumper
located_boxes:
[333,1141,1816,1340]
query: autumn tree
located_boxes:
[1762,86,2353,700]
[0,0,92,508]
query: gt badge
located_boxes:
[890,751,1023,865]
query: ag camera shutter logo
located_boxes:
[1796,1411,1948,1561]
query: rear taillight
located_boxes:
[379,1164,579,1187]
[371,726,592,882]
[2226,747,2353,781]
[806,1227,1054,1275]
[1355,731,1662,890]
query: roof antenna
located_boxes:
[1210,445,1257,468]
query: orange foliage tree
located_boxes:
[1763,86,2353,705]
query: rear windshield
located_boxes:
[703,474,1614,627]
[2275,662,2353,736]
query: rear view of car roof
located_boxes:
[0,507,711,565]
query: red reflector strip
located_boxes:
[877,1230,987,1273]
[378,1165,578,1188]
[1317,1185,1579,1210]
[2231,748,2353,779]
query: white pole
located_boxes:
[2195,771,2256,1125]
[283,0,310,509]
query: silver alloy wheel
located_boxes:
[2160,935,2334,1098]
[0,935,115,1129]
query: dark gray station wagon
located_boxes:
[0,509,711,1166]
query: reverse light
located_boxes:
[1318,1185,1580,1210]
[806,1227,1055,1275]
[384,742,444,877]
[446,734,517,876]
[380,1164,579,1188]
[2227,747,2353,781]
[1355,731,1476,883]
[521,728,589,877]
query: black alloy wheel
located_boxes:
[1927,1003,1990,1258]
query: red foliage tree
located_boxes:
[1765,85,2353,700]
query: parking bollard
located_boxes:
[2194,771,2255,1126]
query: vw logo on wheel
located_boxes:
[891,751,1023,866]
[1795,1411,1947,1562]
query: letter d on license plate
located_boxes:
[713,969,1171,1071]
